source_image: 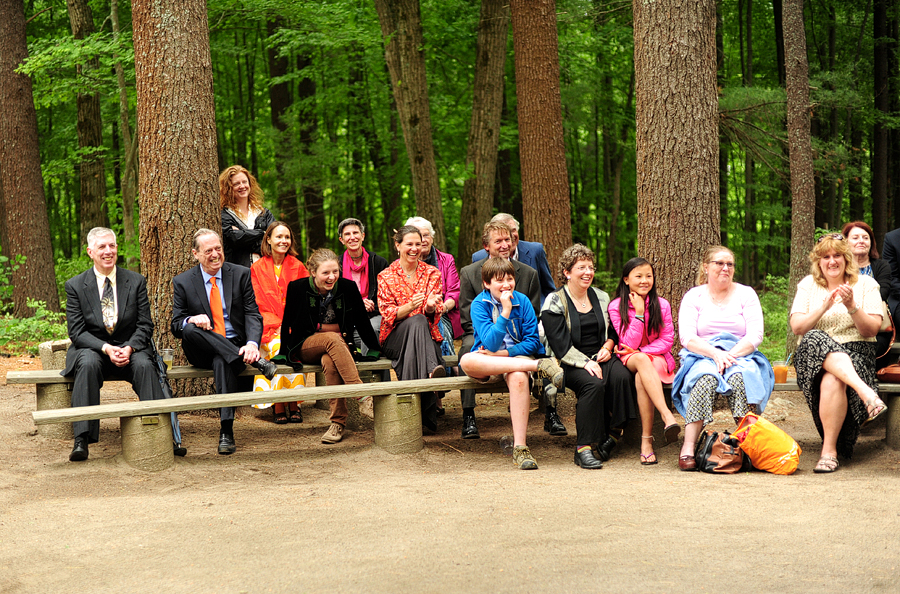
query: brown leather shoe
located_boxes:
[678,455,697,471]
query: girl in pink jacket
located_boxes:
[609,257,680,465]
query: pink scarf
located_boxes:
[342,247,369,299]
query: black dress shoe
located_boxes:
[574,448,603,469]
[173,443,187,457]
[596,435,618,462]
[461,414,480,439]
[544,411,568,436]
[218,432,236,455]
[69,437,89,462]
[254,358,278,381]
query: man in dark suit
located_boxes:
[171,228,275,455]
[458,221,565,439]
[882,227,900,322]
[63,227,172,462]
[472,213,557,303]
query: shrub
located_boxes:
[0,299,68,356]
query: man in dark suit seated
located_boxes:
[882,227,900,325]
[458,221,566,438]
[472,213,556,303]
[171,228,276,455]
[63,227,175,462]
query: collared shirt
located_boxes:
[510,247,519,262]
[93,266,118,325]
[199,267,237,340]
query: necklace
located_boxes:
[570,290,589,308]
[708,286,731,307]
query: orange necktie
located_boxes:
[209,277,226,336]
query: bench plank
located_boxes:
[31,375,502,425]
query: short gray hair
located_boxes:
[491,213,519,231]
[87,227,116,248]
[192,228,221,250]
[338,217,365,236]
[404,216,435,237]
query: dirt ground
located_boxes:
[1,355,899,594]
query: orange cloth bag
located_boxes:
[733,413,802,475]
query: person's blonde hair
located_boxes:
[219,165,265,211]
[557,244,595,287]
[481,221,511,247]
[306,248,339,275]
[810,235,859,288]
[695,245,735,285]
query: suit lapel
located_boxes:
[190,266,213,319]
[81,270,103,326]
[115,268,131,317]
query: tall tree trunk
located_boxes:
[67,0,109,242]
[297,53,325,251]
[784,0,816,356]
[509,0,572,267]
[633,0,719,330]
[874,0,890,245]
[133,0,220,387]
[717,0,729,247]
[459,0,509,265]
[266,19,300,233]
[111,0,138,262]
[373,0,446,250]
[0,0,60,315]
[772,0,786,87]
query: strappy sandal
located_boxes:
[273,409,288,425]
[640,435,658,465]
[864,397,888,424]
[664,423,680,445]
[813,455,839,473]
[288,407,303,423]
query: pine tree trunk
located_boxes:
[0,0,60,315]
[373,0,446,250]
[67,0,109,242]
[297,53,326,252]
[266,19,300,234]
[133,0,220,381]
[459,0,509,265]
[509,0,572,268]
[111,0,138,263]
[783,0,816,357]
[633,0,719,331]
[874,0,890,245]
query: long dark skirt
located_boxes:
[563,358,637,446]
[795,329,877,459]
[382,314,444,427]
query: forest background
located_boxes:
[0,0,898,364]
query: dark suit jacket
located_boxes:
[62,267,154,376]
[170,262,263,346]
[882,229,900,318]
[473,239,556,303]
[459,259,540,336]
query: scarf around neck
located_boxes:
[342,247,369,299]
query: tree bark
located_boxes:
[111,0,138,262]
[297,53,326,252]
[133,0,220,386]
[509,0,572,268]
[67,0,109,242]
[459,0,509,265]
[874,0,890,245]
[266,19,300,234]
[783,0,816,356]
[373,0,446,250]
[0,0,60,315]
[633,0,719,330]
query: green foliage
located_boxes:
[0,300,68,356]
[758,275,791,362]
[0,255,26,315]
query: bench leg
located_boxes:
[121,414,175,471]
[373,393,423,454]
[886,395,900,451]
[36,384,74,440]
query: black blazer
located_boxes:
[170,262,263,346]
[458,259,540,336]
[221,207,275,268]
[871,257,892,302]
[882,228,900,318]
[280,277,381,364]
[62,267,154,376]
[344,250,388,319]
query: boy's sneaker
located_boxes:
[512,445,538,470]
[358,396,375,420]
[535,358,564,392]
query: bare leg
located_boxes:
[680,421,703,458]
[459,352,539,379]
[625,353,678,427]
[822,352,877,405]
[817,372,847,459]
[633,372,656,458]
[507,371,530,446]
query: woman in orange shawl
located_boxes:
[250,222,309,422]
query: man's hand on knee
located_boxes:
[239,343,260,364]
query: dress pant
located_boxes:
[181,324,251,421]
[564,359,636,446]
[70,348,165,442]
[458,333,476,409]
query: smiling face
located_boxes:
[230,172,250,204]
[415,225,434,257]
[193,233,224,276]
[339,224,365,253]
[266,225,292,257]
[485,230,512,260]
[502,219,520,253]
[485,273,516,301]
[624,263,654,297]
[312,259,340,294]
[818,250,846,282]
[396,232,422,265]
[87,232,118,276]
[846,226,871,260]
[703,250,735,284]
[566,258,595,291]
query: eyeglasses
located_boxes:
[710,261,735,269]
[817,233,844,243]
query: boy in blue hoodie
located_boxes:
[459,258,564,469]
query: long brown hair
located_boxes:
[219,165,265,211]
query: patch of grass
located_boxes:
[0,299,68,356]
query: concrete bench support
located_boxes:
[886,394,900,450]
[121,414,175,472]
[37,340,73,440]
[373,393,423,454]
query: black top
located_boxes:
[221,207,276,268]
[577,310,603,357]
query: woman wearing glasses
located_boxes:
[789,234,885,473]
[671,246,774,471]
